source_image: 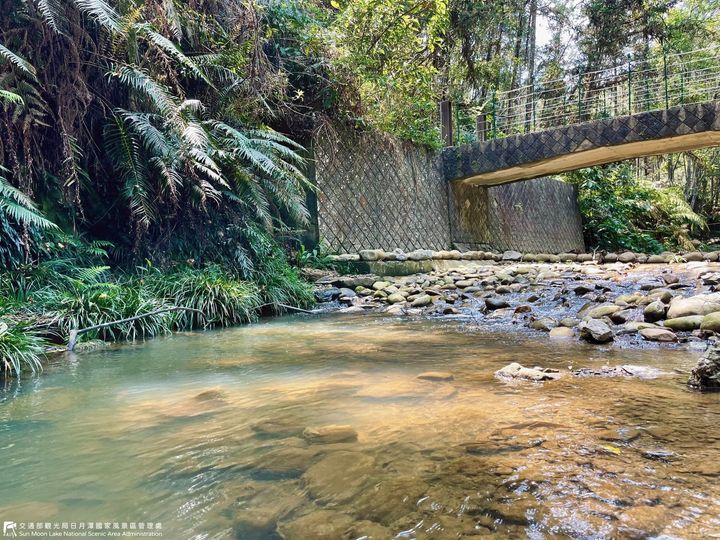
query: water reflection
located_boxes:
[1,313,719,539]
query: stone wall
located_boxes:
[313,126,451,253]
[312,124,585,254]
[450,178,585,253]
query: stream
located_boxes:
[1,313,720,539]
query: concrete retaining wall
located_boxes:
[312,124,585,254]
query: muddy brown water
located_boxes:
[1,313,719,539]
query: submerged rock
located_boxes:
[417,371,454,381]
[573,365,665,379]
[688,343,720,391]
[495,362,563,382]
[277,510,355,540]
[300,451,374,504]
[302,425,358,444]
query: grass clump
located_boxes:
[144,265,262,328]
[0,317,45,375]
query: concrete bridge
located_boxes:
[442,46,720,185]
[442,101,720,186]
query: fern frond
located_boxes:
[0,90,24,106]
[0,44,37,76]
[133,24,212,85]
[36,0,67,34]
[108,65,179,120]
[73,0,122,32]
[0,177,57,229]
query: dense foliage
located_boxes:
[567,164,707,253]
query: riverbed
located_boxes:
[1,313,719,539]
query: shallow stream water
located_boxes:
[1,313,720,539]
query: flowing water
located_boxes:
[1,313,720,539]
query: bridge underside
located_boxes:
[443,102,720,186]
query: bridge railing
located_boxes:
[449,45,720,145]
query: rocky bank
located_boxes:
[311,252,720,354]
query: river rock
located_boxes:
[410,294,433,307]
[530,317,557,331]
[619,321,658,334]
[338,288,356,299]
[573,284,594,295]
[302,425,358,444]
[684,251,705,262]
[372,281,391,291]
[618,252,637,263]
[455,279,475,288]
[688,343,720,390]
[573,365,664,378]
[643,300,667,322]
[315,288,341,302]
[495,362,563,382]
[417,371,454,381]
[578,319,614,343]
[560,317,580,327]
[485,296,509,310]
[662,315,704,331]
[359,249,385,261]
[300,452,375,505]
[339,275,376,288]
[387,293,406,304]
[610,309,637,324]
[501,250,522,261]
[558,253,578,261]
[647,254,669,263]
[700,311,720,332]
[587,304,622,319]
[549,327,574,338]
[407,249,433,261]
[639,327,678,342]
[666,293,720,318]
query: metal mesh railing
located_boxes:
[460,45,720,143]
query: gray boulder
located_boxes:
[578,319,614,343]
[688,344,720,391]
[501,250,522,262]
